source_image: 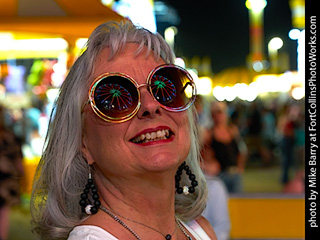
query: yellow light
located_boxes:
[101,0,114,7]
[196,77,213,96]
[0,37,69,59]
[0,37,67,51]
[245,0,267,13]
[255,74,279,93]
[164,26,178,49]
[76,38,88,49]
[278,72,295,92]
[292,87,305,100]
[213,86,225,101]
[234,83,249,101]
[13,38,68,51]
[224,86,237,102]
[247,82,259,102]
[268,37,283,51]
[164,27,177,40]
[0,32,14,50]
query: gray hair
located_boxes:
[30,20,207,240]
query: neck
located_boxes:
[95,169,177,231]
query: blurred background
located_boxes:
[0,0,305,239]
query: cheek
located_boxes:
[175,112,192,159]
[83,116,126,168]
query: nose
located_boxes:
[136,86,162,120]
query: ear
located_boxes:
[82,134,95,165]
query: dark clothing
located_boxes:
[0,129,23,207]
[210,137,242,193]
[210,138,239,172]
[248,109,262,135]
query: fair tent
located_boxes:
[0,0,123,38]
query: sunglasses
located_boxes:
[87,64,196,123]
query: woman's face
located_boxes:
[82,44,191,178]
[211,103,228,125]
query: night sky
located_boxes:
[159,0,296,73]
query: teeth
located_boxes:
[131,129,170,143]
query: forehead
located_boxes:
[92,43,165,81]
[211,102,227,112]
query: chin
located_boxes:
[141,154,180,172]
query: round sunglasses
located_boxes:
[87,64,196,123]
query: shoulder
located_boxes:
[195,216,218,240]
[228,124,239,137]
[68,225,118,240]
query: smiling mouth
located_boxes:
[130,129,172,144]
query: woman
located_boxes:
[201,101,246,193]
[31,20,216,240]
[0,105,24,240]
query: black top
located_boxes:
[210,137,239,172]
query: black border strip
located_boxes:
[305,0,319,239]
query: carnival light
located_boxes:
[101,0,113,6]
[0,35,68,55]
[195,77,212,96]
[234,83,249,101]
[245,0,267,13]
[111,0,157,33]
[212,86,226,101]
[224,86,237,102]
[247,82,259,102]
[211,72,302,101]
[289,28,301,40]
[165,26,178,50]
[246,0,267,71]
[51,55,68,87]
[268,37,283,51]
[0,32,14,50]
[76,38,88,49]
[46,88,60,103]
[292,86,305,100]
[175,58,186,68]
[13,38,68,51]
[278,72,295,92]
[252,60,264,72]
[268,37,283,73]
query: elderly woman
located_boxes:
[31,20,216,240]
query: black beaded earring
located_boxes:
[79,165,101,215]
[175,161,198,195]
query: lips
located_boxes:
[130,128,172,144]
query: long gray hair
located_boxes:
[30,20,208,240]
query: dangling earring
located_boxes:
[79,165,101,214]
[175,161,198,195]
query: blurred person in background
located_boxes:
[203,101,247,193]
[277,103,304,192]
[195,97,231,240]
[30,20,216,240]
[246,101,263,164]
[260,104,277,166]
[0,105,24,240]
[277,103,295,185]
[201,178,230,240]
